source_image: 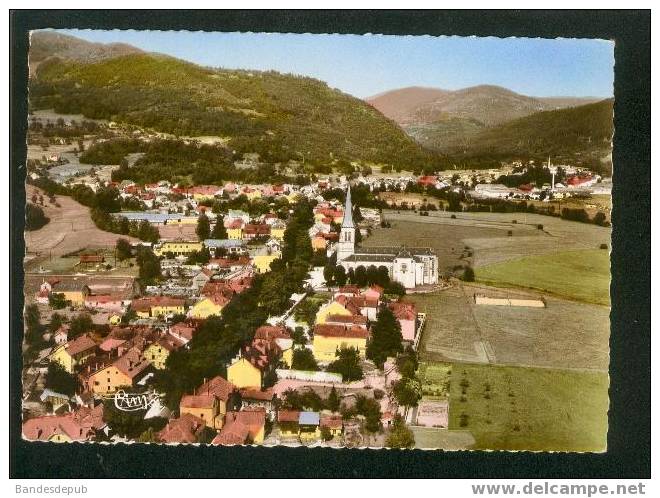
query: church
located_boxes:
[336,186,439,289]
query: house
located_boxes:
[191,269,213,291]
[320,414,343,438]
[50,334,97,373]
[315,300,353,324]
[157,413,206,444]
[312,324,369,363]
[298,411,321,440]
[253,325,293,367]
[277,410,300,438]
[211,408,266,445]
[226,209,250,225]
[227,357,262,390]
[196,375,236,423]
[270,221,286,241]
[312,236,327,251]
[336,285,360,297]
[189,294,229,319]
[39,389,71,411]
[239,387,275,413]
[84,295,130,313]
[243,223,271,240]
[132,296,186,319]
[169,321,198,344]
[226,220,244,240]
[324,313,368,330]
[78,254,104,268]
[53,325,69,345]
[153,240,203,257]
[82,348,152,394]
[362,284,384,302]
[179,394,223,429]
[389,302,417,342]
[22,404,105,443]
[144,335,184,369]
[252,252,281,274]
[202,239,246,255]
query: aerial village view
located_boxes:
[22,30,613,450]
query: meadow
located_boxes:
[447,363,610,452]
[475,248,610,305]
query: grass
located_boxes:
[417,361,452,399]
[476,249,610,305]
[448,363,609,452]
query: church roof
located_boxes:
[342,254,395,263]
[351,246,436,257]
[341,186,354,229]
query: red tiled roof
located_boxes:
[180,393,216,410]
[131,296,185,311]
[196,376,235,402]
[113,348,151,380]
[389,302,417,321]
[158,413,205,444]
[239,387,274,401]
[320,415,343,430]
[22,404,104,442]
[314,324,369,339]
[254,325,290,341]
[277,410,300,423]
[65,334,97,356]
[325,314,368,325]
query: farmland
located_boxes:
[406,284,610,371]
[447,363,609,452]
[24,186,139,266]
[476,249,610,305]
[369,210,610,269]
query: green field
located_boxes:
[418,361,452,399]
[476,249,610,305]
[448,363,609,452]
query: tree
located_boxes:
[48,292,69,310]
[210,215,228,238]
[320,426,333,441]
[49,312,64,333]
[392,377,422,407]
[196,212,211,241]
[24,304,44,346]
[69,313,94,339]
[354,395,382,433]
[323,264,335,286]
[116,238,133,261]
[327,347,364,382]
[385,280,406,297]
[367,307,403,367]
[326,386,341,412]
[354,265,368,287]
[396,347,419,379]
[291,348,320,371]
[462,266,475,282]
[386,414,415,449]
[136,247,162,284]
[25,203,49,231]
[592,211,609,226]
[45,361,78,396]
[334,265,347,286]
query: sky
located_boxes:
[53,29,614,99]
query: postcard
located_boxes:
[21,29,613,451]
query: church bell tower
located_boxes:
[336,185,355,261]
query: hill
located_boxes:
[367,85,601,127]
[366,87,449,125]
[29,31,143,74]
[443,99,614,171]
[28,32,437,172]
[367,85,604,153]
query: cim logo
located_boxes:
[112,390,161,412]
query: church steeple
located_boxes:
[342,185,354,229]
[336,184,356,261]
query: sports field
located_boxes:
[447,363,609,452]
[476,249,610,305]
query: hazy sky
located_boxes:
[53,29,614,99]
